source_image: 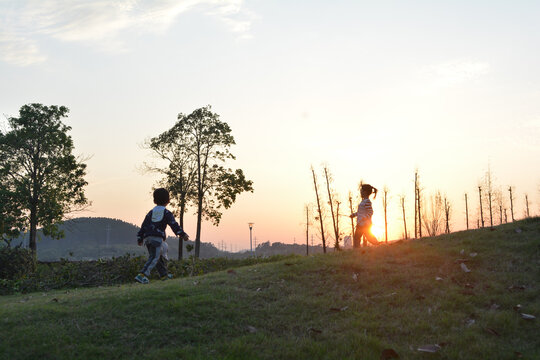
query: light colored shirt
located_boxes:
[356,199,373,226]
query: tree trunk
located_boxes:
[178,200,185,260]
[29,201,38,255]
[195,193,203,258]
[383,188,388,243]
[417,186,422,238]
[525,194,530,218]
[305,205,309,256]
[348,193,355,243]
[401,196,408,239]
[478,186,484,228]
[414,171,418,239]
[311,168,326,253]
[508,186,515,221]
[488,192,493,227]
[465,193,469,230]
[323,167,340,251]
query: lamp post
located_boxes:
[248,222,254,254]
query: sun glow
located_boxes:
[370,223,384,241]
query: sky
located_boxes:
[1,0,539,251]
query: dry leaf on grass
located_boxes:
[435,277,443,281]
[246,325,257,333]
[484,327,501,336]
[417,344,441,353]
[508,285,526,291]
[520,313,536,320]
[227,269,237,275]
[308,327,322,334]
[460,263,471,273]
[380,348,400,359]
[469,252,478,257]
[329,306,349,312]
[352,273,358,281]
[513,304,522,311]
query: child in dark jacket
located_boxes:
[135,188,188,284]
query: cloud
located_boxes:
[0,33,47,66]
[420,60,491,88]
[0,0,255,66]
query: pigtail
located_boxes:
[372,187,378,199]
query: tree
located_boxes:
[423,191,444,237]
[382,186,389,243]
[464,193,469,230]
[508,186,515,222]
[0,104,88,255]
[167,106,253,258]
[399,194,408,239]
[478,185,485,228]
[144,125,198,259]
[0,180,25,247]
[311,166,327,253]
[323,165,341,250]
[443,195,451,234]
[348,191,356,241]
[414,169,423,238]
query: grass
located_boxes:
[1,218,539,359]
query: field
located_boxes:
[1,218,539,359]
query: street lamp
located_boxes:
[248,222,254,254]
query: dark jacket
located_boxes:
[137,206,185,241]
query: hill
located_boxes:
[11,217,326,261]
[1,218,539,359]
[12,217,230,261]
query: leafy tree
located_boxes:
[159,106,253,258]
[144,126,198,259]
[0,104,88,255]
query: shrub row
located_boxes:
[0,253,293,295]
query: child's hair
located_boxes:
[361,184,378,199]
[153,188,170,206]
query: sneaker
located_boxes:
[135,274,149,284]
[161,274,173,281]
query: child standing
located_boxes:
[350,184,379,247]
[135,188,188,284]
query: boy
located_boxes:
[135,188,188,284]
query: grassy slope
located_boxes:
[1,218,539,360]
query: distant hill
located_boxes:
[11,217,324,261]
[12,217,227,261]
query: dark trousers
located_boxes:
[156,256,168,277]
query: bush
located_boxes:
[0,246,35,280]
[0,253,295,295]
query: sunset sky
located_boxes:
[1,1,539,250]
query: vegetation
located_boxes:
[0,103,88,254]
[1,218,538,359]
[0,253,293,295]
[145,106,253,259]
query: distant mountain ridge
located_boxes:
[12,217,328,261]
[13,217,225,261]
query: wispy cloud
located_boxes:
[0,0,255,66]
[420,59,491,88]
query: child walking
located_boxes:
[350,184,379,247]
[135,188,188,284]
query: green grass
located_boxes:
[1,218,539,359]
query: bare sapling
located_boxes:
[311,166,327,253]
